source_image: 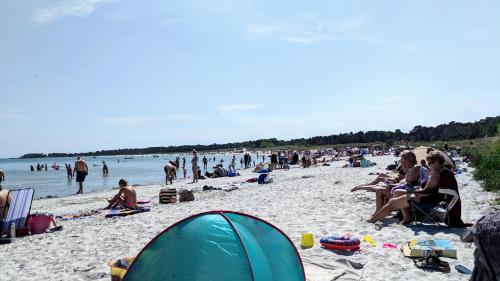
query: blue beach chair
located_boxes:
[1,188,35,235]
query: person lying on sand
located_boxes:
[105,179,137,209]
[367,152,446,224]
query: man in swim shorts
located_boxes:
[73,157,89,194]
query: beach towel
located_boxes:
[137,199,151,205]
[56,210,103,221]
[402,239,457,258]
[105,207,150,218]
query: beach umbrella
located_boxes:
[412,146,455,169]
[123,211,305,281]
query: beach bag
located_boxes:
[28,214,56,234]
[179,190,195,202]
[159,188,177,204]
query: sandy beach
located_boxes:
[0,155,495,281]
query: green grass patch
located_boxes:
[463,140,500,192]
[493,197,500,205]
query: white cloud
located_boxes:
[218,104,263,113]
[32,0,119,25]
[246,15,371,44]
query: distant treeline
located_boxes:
[20,116,500,158]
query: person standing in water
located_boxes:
[231,156,236,170]
[102,161,109,176]
[73,157,89,194]
[203,156,208,170]
[66,164,73,180]
[191,149,199,183]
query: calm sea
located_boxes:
[0,153,261,199]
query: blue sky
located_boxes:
[1,0,499,158]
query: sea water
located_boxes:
[0,153,262,199]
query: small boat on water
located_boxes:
[124,157,135,159]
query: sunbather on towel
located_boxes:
[367,152,446,224]
[105,179,137,209]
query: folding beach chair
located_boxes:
[0,188,35,235]
[407,188,459,226]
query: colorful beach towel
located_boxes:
[105,207,150,218]
[402,239,457,258]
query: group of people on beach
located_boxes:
[352,150,466,226]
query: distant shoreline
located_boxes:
[15,116,500,159]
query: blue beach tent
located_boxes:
[123,211,305,281]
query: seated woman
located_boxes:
[367,152,448,224]
[105,179,137,209]
[351,151,413,192]
[373,152,429,213]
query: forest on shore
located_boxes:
[20,116,499,158]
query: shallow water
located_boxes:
[0,153,261,198]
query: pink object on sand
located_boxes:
[383,243,398,249]
[137,199,151,204]
[28,215,55,234]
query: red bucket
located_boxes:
[28,214,55,234]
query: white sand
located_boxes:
[0,155,495,281]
